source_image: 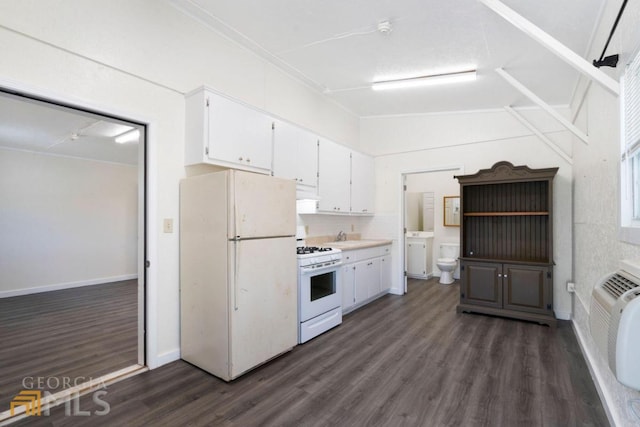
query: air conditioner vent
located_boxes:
[589,261,640,391]
[601,273,638,298]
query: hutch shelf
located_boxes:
[455,161,558,326]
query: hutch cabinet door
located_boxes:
[502,264,552,315]
[461,261,503,308]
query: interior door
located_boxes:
[229,237,297,379]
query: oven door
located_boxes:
[299,262,342,322]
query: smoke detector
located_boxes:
[378,20,392,35]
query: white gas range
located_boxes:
[297,246,343,343]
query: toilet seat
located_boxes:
[437,257,456,264]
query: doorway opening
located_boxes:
[0,88,147,417]
[401,165,463,294]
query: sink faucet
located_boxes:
[336,231,347,242]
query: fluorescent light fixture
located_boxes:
[372,70,477,91]
[115,129,140,144]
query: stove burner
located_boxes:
[296,246,333,255]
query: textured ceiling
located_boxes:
[172,0,606,116]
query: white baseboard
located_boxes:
[0,274,138,298]
[555,311,571,320]
[389,287,403,295]
[572,314,618,427]
[154,348,181,369]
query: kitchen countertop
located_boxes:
[320,239,392,251]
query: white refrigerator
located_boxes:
[180,170,298,381]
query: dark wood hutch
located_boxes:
[455,161,558,326]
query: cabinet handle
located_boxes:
[246,158,251,163]
[503,274,508,278]
[299,178,303,182]
[238,157,243,161]
[498,274,502,278]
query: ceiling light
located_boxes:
[115,129,140,144]
[372,70,477,91]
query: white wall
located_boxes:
[0,0,358,367]
[297,214,373,241]
[361,108,573,320]
[0,148,137,296]
[569,0,640,425]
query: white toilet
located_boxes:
[436,243,460,285]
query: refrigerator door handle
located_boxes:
[233,240,239,311]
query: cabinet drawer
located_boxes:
[342,247,379,264]
[378,245,391,257]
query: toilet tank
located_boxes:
[440,243,460,259]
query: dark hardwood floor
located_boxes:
[12,278,607,426]
[0,280,138,411]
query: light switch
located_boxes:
[163,218,174,233]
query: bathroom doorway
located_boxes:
[401,165,463,294]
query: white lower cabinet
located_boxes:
[342,264,355,309]
[406,236,433,279]
[380,254,392,293]
[342,244,391,314]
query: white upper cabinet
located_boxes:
[350,150,374,214]
[272,120,318,191]
[316,139,375,215]
[317,139,351,213]
[185,88,273,174]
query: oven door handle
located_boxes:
[300,261,342,275]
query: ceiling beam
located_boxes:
[504,106,573,165]
[480,0,620,96]
[496,68,589,145]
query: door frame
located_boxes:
[0,76,157,368]
[400,164,464,293]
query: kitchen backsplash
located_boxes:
[297,214,372,241]
[306,233,361,245]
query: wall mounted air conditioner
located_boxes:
[589,260,640,390]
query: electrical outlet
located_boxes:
[567,282,575,293]
[163,218,174,233]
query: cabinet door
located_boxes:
[208,92,273,171]
[351,151,375,214]
[317,139,350,213]
[380,254,392,293]
[364,258,381,298]
[272,120,298,181]
[273,120,318,189]
[342,264,356,311]
[354,260,372,304]
[296,132,318,189]
[407,240,427,278]
[461,261,502,308]
[502,264,552,315]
